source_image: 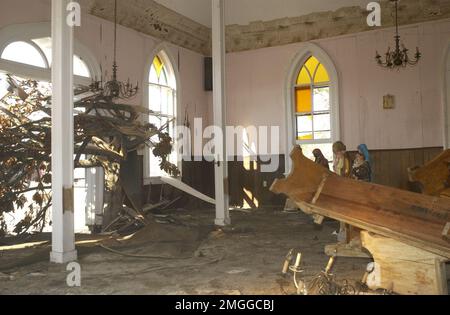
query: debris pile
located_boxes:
[0,75,178,236]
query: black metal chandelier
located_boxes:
[90,0,139,99]
[375,0,421,69]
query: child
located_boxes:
[352,152,371,182]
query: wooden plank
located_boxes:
[160,176,216,205]
[409,149,450,197]
[361,231,448,295]
[434,259,449,295]
[324,241,371,258]
[271,146,450,258]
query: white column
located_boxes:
[85,167,104,227]
[50,0,77,263]
[212,0,230,226]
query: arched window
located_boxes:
[1,41,48,68]
[1,38,91,78]
[0,23,100,234]
[294,55,334,165]
[0,23,99,84]
[148,52,177,178]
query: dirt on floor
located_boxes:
[0,208,371,295]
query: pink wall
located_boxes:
[226,19,450,153]
[0,0,210,129]
[2,0,450,155]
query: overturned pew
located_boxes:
[271,146,450,295]
[408,149,450,198]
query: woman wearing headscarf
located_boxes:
[356,144,372,182]
[313,149,330,170]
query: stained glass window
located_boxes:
[148,53,177,177]
[295,56,331,141]
[295,56,333,165]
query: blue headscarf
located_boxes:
[357,144,372,181]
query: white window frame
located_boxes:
[0,22,100,86]
[284,43,340,174]
[142,46,181,185]
[0,22,102,229]
[294,79,332,144]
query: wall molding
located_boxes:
[81,0,450,55]
[225,0,450,53]
[80,0,211,55]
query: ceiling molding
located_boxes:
[225,0,450,53]
[79,0,450,55]
[79,0,211,55]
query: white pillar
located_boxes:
[212,0,230,226]
[50,0,77,263]
[85,167,104,227]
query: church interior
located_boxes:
[0,0,450,296]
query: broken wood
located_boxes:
[324,239,370,259]
[361,231,448,295]
[443,222,450,241]
[0,75,179,235]
[271,146,450,259]
[408,149,450,198]
[160,176,216,205]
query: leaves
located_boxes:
[0,75,178,236]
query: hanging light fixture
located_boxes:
[375,0,421,69]
[90,0,139,99]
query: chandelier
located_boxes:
[90,0,139,99]
[375,0,421,69]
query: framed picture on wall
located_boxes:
[383,94,395,109]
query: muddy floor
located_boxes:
[0,208,371,295]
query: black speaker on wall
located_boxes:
[204,57,213,91]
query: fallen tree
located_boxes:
[0,75,178,236]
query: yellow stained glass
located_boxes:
[296,87,312,113]
[314,64,330,84]
[298,134,313,140]
[296,67,311,85]
[304,56,319,76]
[153,55,164,78]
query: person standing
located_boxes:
[313,149,330,170]
[332,141,351,177]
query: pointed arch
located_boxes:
[143,44,181,181]
[284,43,340,173]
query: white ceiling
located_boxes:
[154,0,368,27]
